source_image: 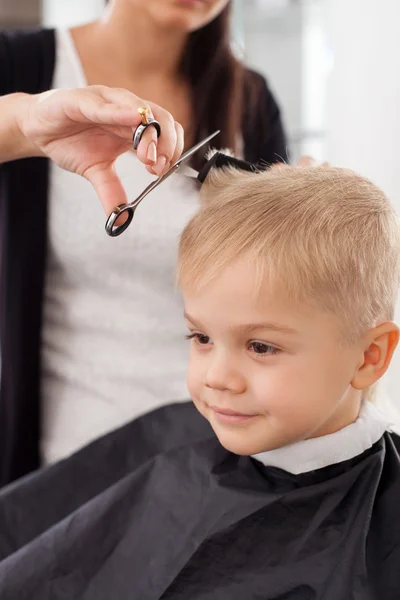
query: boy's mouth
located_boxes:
[209,405,258,425]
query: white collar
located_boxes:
[253,402,392,475]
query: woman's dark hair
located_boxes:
[183,2,258,169]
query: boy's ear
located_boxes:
[351,322,399,391]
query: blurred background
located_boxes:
[1,0,399,402]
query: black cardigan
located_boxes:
[0,29,288,486]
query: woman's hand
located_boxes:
[269,156,330,171]
[295,156,329,167]
[12,86,184,216]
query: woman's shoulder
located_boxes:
[243,67,280,120]
[0,26,55,50]
[243,67,274,99]
[243,67,267,86]
[0,28,55,96]
[241,67,288,165]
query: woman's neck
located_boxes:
[73,0,189,83]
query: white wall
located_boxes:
[244,4,303,160]
[325,0,400,404]
[244,1,329,162]
[41,0,104,27]
[300,0,329,161]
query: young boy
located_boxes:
[179,162,399,459]
[0,161,399,600]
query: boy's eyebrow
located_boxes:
[237,323,299,335]
[184,312,204,328]
[184,312,299,336]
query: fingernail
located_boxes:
[153,155,167,176]
[147,141,157,164]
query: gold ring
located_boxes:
[138,106,152,126]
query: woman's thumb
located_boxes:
[83,162,128,218]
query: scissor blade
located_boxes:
[175,130,220,167]
[154,130,220,186]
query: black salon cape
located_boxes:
[0,402,399,599]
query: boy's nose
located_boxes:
[204,353,246,394]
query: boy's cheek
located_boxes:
[186,362,201,402]
[186,348,210,397]
[251,369,304,411]
[251,370,323,431]
[186,361,211,422]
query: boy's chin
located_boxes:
[213,427,283,456]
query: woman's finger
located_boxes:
[170,121,184,166]
[135,123,159,168]
[82,160,128,217]
[147,103,178,175]
[145,121,184,177]
[297,156,317,167]
[47,88,144,132]
[296,156,330,168]
[97,88,178,173]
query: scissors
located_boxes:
[105,130,220,237]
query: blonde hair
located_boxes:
[178,165,400,343]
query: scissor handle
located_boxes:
[105,204,135,237]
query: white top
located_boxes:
[253,401,392,474]
[40,29,199,464]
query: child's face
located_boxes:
[183,257,365,455]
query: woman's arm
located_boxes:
[0,93,41,162]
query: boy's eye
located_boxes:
[186,333,211,345]
[249,342,279,355]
